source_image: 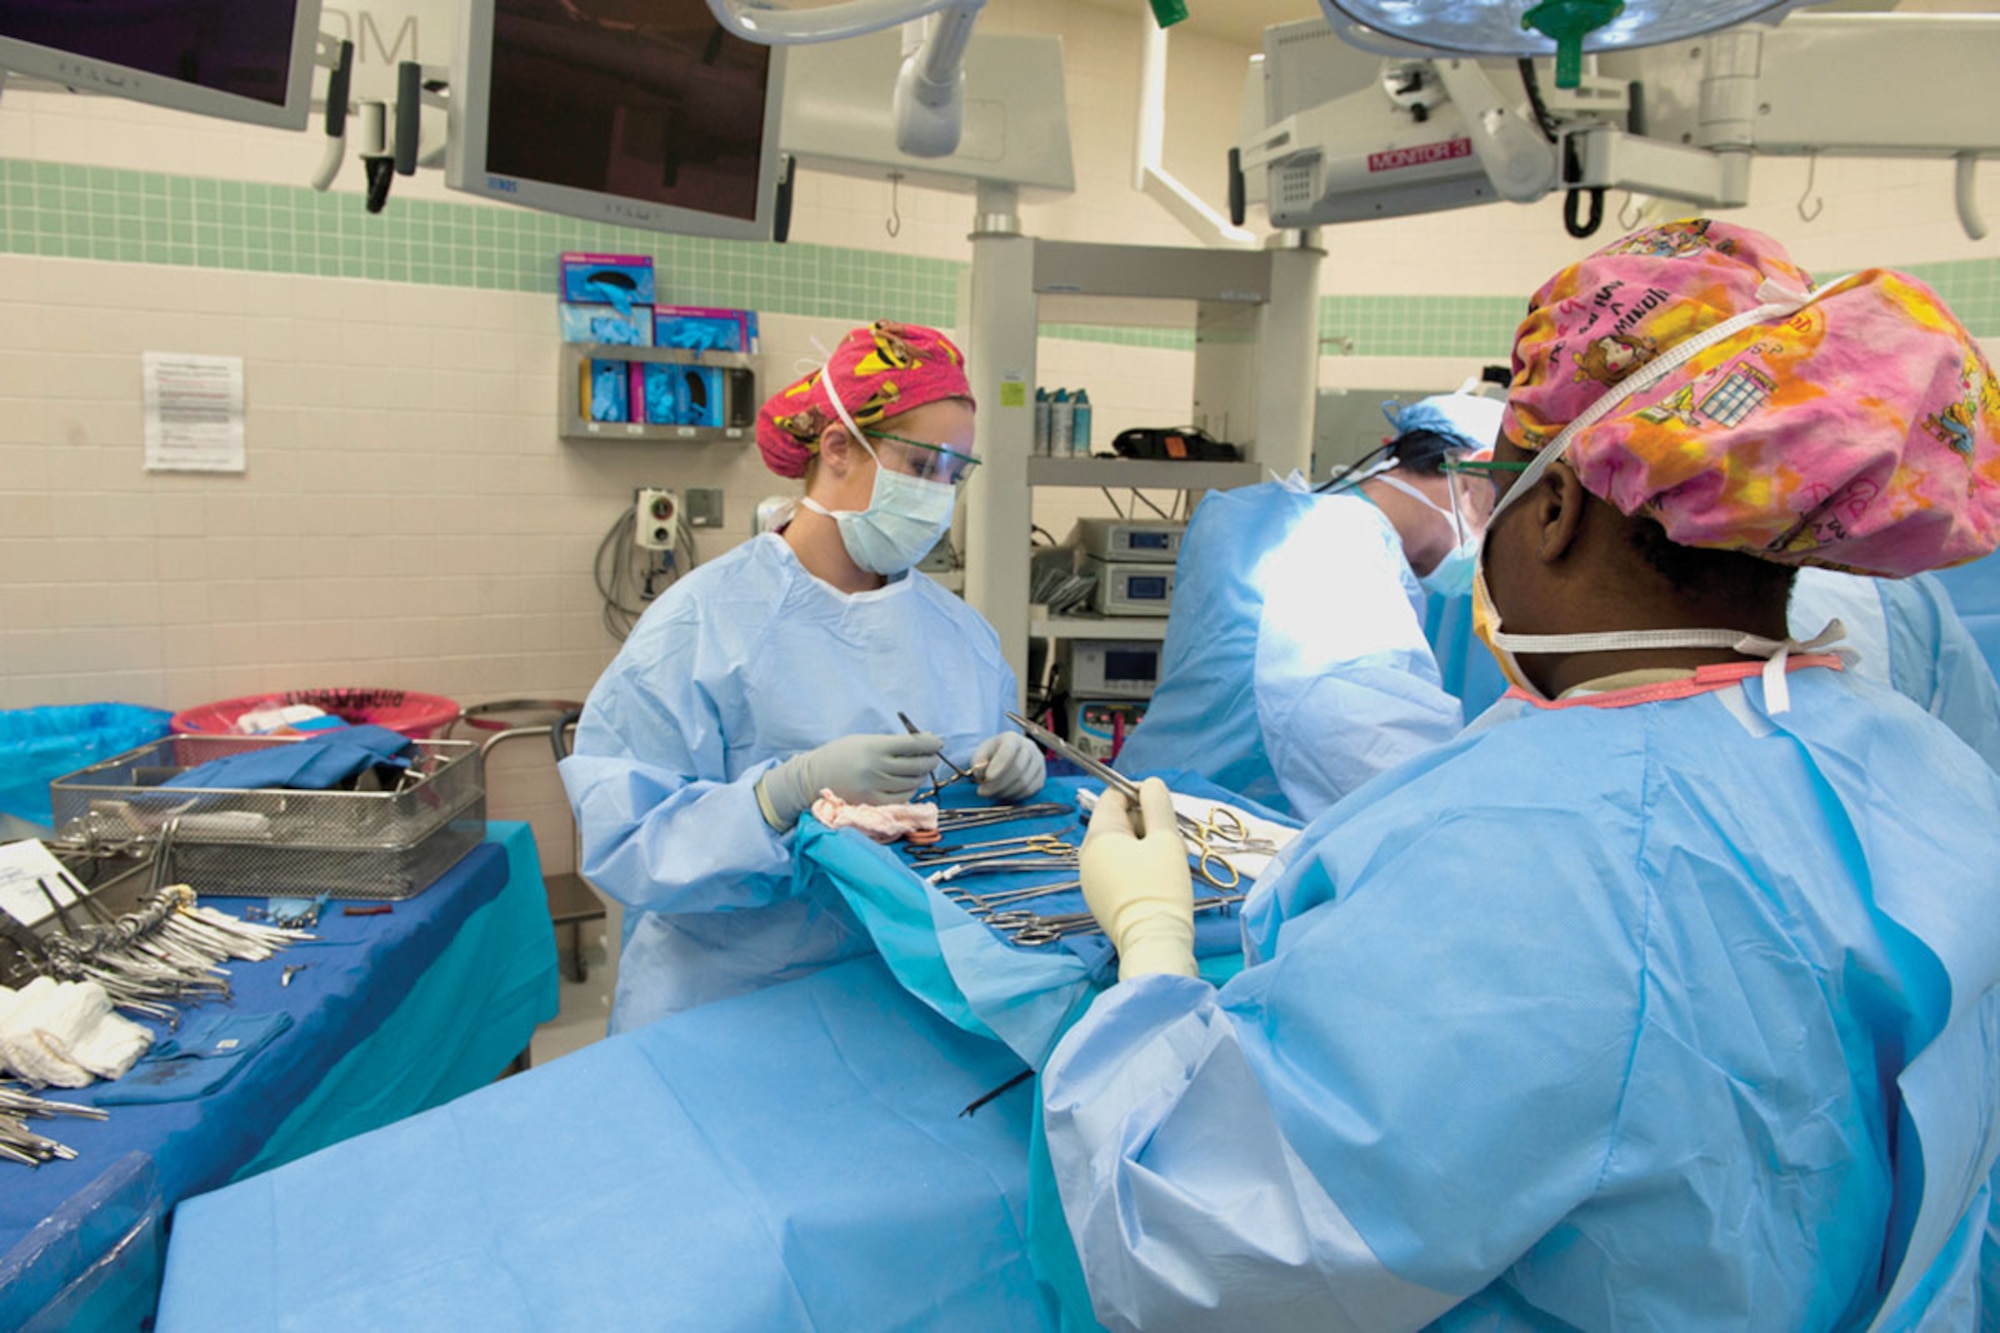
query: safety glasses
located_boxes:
[866,430,982,486]
[1442,456,1533,511]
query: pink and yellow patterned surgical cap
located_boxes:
[755,321,973,479]
[1505,218,2000,577]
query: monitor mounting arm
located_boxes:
[705,0,985,158]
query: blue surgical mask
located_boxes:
[1377,473,1482,598]
[802,440,956,575]
[1419,539,1479,598]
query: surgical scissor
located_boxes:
[1185,804,1284,856]
[908,832,1075,865]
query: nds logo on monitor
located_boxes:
[485,176,520,193]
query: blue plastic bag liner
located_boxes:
[0,703,172,828]
[795,772,1291,1069]
[161,725,411,792]
[96,1012,294,1105]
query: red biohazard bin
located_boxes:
[169,687,461,739]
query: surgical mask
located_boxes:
[802,443,957,575]
[1421,542,1479,599]
[1472,278,1845,714]
[1377,473,1480,598]
[800,366,957,576]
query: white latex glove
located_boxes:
[1079,777,1197,982]
[972,732,1045,801]
[756,730,945,831]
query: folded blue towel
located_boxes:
[95,1011,295,1105]
[160,726,412,792]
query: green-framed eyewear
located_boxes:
[1442,458,1534,479]
[1443,456,1533,504]
[865,430,982,485]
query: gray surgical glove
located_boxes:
[755,730,945,831]
[972,732,1045,801]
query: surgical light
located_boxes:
[1318,0,1811,86]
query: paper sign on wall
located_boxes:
[143,352,246,473]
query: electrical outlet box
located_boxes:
[685,488,724,529]
[634,487,680,550]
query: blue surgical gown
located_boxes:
[1791,567,2000,773]
[1043,664,2000,1331]
[1113,482,1462,819]
[561,533,1019,1033]
[1929,548,2000,685]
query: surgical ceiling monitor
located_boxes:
[447,0,786,241]
[0,0,324,131]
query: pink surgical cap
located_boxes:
[1506,218,2000,577]
[755,321,973,479]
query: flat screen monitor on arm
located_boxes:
[0,0,324,131]
[446,0,786,242]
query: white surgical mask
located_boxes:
[801,364,957,576]
[1377,473,1480,598]
[1472,278,1846,713]
[802,442,957,575]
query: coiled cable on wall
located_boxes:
[592,509,691,642]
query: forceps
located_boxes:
[943,878,1083,914]
[1006,894,1246,947]
[898,712,986,800]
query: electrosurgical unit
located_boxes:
[1088,563,1175,617]
[1074,518,1185,564]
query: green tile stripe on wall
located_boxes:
[4,160,1998,348]
[0,158,962,326]
[1904,261,2000,341]
[1319,294,1525,360]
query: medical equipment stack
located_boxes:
[1075,517,1184,617]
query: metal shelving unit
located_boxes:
[558,343,758,444]
[1029,613,1170,640]
[1026,457,1263,491]
[959,230,1323,700]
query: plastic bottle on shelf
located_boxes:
[1070,389,1092,458]
[1034,386,1051,456]
[1050,388,1074,457]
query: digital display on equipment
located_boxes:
[1126,575,1169,601]
[1104,648,1158,681]
[1128,531,1172,551]
[485,0,770,222]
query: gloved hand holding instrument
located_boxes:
[1004,710,1202,980]
[1079,776,1198,981]
[756,730,944,830]
[897,713,1047,802]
